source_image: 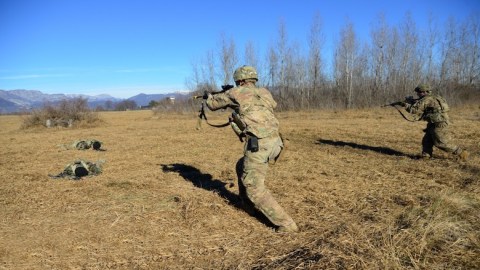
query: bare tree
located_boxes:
[265,44,278,89]
[335,20,358,108]
[218,32,238,85]
[276,18,289,99]
[397,12,420,94]
[203,49,216,88]
[244,40,259,70]
[185,58,202,92]
[370,13,389,100]
[244,41,267,86]
[425,13,439,83]
[283,42,307,110]
[464,14,480,86]
[184,12,480,110]
[439,16,463,95]
[307,12,325,107]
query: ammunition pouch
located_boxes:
[423,107,446,124]
[428,113,446,124]
[247,135,259,152]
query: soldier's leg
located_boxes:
[433,125,463,155]
[241,138,297,231]
[422,126,434,157]
[236,157,256,214]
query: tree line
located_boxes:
[186,12,480,110]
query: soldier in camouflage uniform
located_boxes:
[401,84,469,160]
[205,65,298,232]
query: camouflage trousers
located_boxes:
[422,122,462,157]
[235,134,296,228]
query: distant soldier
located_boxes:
[205,65,298,233]
[50,159,104,180]
[69,139,102,150]
[399,84,469,160]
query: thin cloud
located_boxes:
[0,73,72,80]
[115,68,162,73]
[114,67,188,75]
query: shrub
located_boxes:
[21,98,102,129]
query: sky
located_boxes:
[1,0,479,99]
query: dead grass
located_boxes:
[0,107,479,269]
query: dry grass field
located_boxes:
[1,106,479,269]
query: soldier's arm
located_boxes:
[404,99,426,116]
[206,91,235,111]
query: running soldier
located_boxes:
[400,84,469,160]
[205,65,298,232]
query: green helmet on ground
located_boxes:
[233,66,258,82]
[415,84,431,93]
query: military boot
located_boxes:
[420,152,432,160]
[458,150,469,161]
[277,222,299,233]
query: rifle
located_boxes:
[382,95,419,122]
[193,85,234,129]
[381,96,416,107]
[192,84,234,99]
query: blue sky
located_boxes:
[1,0,478,99]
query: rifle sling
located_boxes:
[199,101,230,128]
[393,105,418,122]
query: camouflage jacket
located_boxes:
[206,85,279,138]
[405,94,450,124]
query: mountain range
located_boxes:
[0,89,190,114]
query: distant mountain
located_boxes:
[0,89,122,114]
[127,92,190,106]
[0,89,191,114]
[0,97,22,114]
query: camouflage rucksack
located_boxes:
[50,159,104,180]
[425,94,450,124]
[434,95,449,113]
[72,139,102,150]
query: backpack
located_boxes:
[50,159,104,180]
[424,95,450,124]
[73,139,102,150]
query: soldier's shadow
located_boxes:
[161,163,237,201]
[316,139,418,159]
[160,163,274,227]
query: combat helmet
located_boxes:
[414,84,431,93]
[233,65,258,82]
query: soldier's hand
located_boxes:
[405,95,418,104]
[202,91,209,100]
[221,84,234,91]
